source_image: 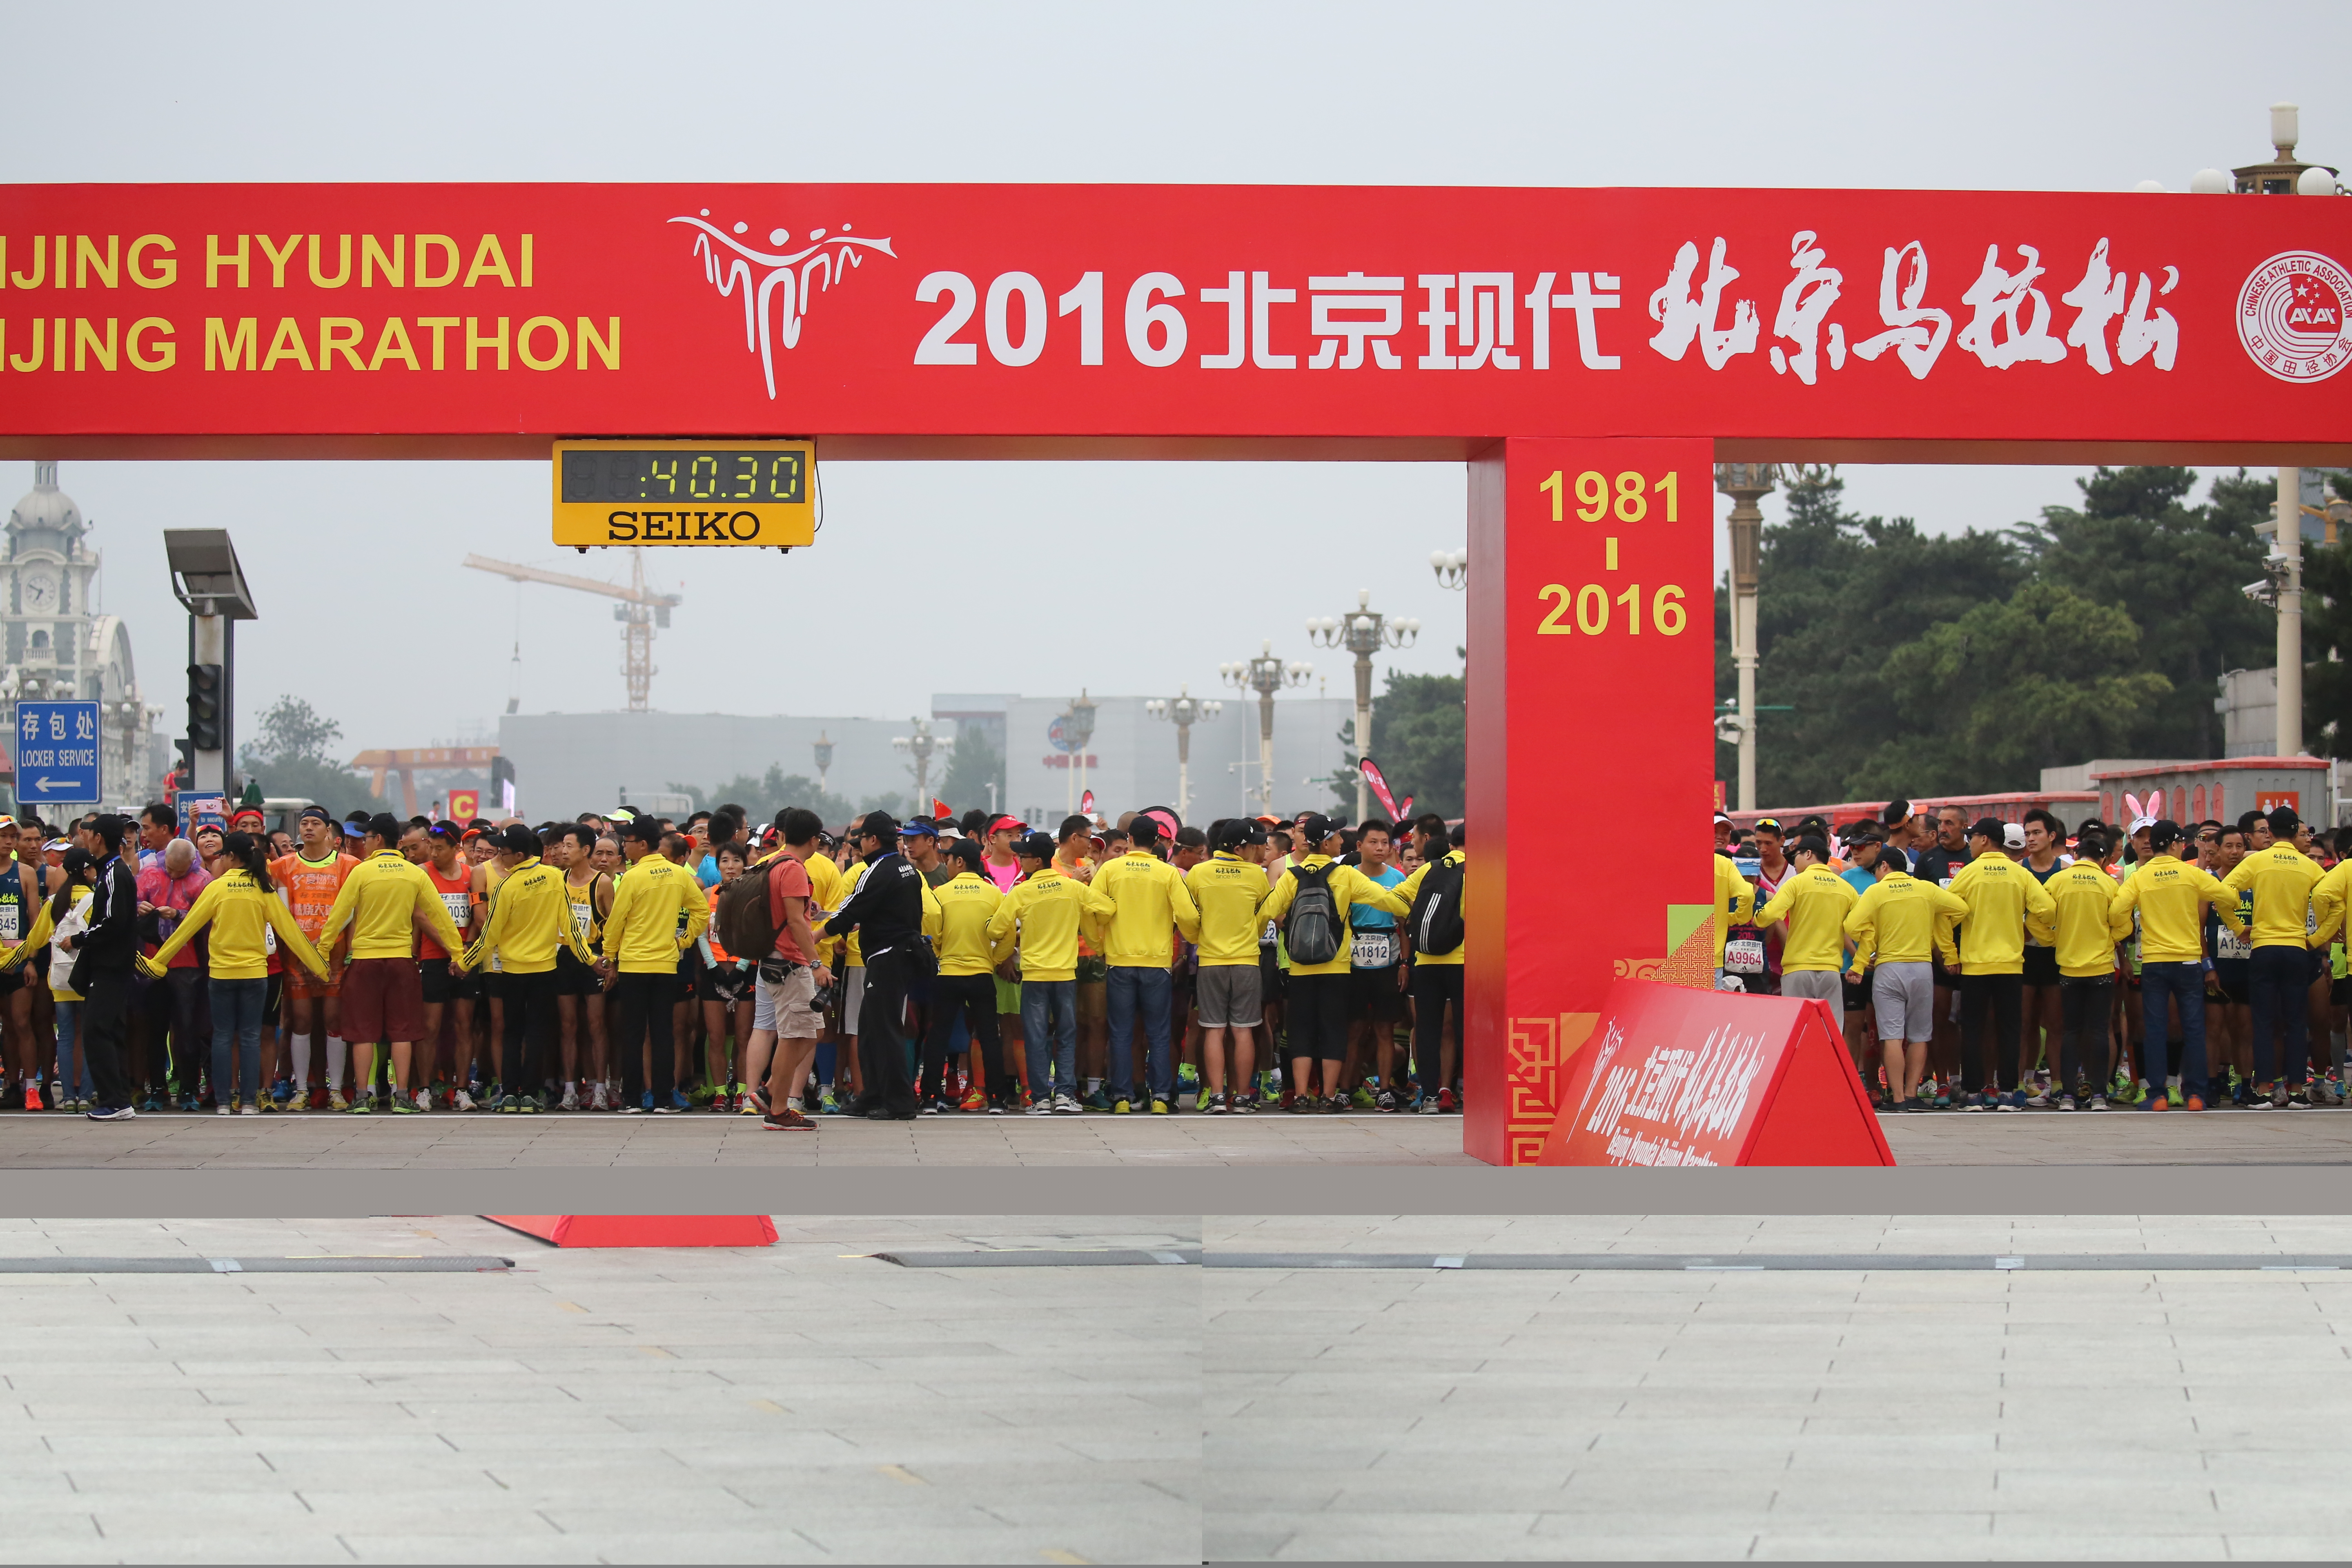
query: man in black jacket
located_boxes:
[70,815,142,1120]
[814,811,929,1120]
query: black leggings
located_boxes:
[1410,964,1464,1097]
[922,973,1004,1101]
[1960,973,2022,1093]
[2058,977,2112,1091]
[499,969,561,1096]
[612,970,676,1106]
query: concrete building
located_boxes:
[499,690,1362,827]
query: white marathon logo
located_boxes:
[669,209,897,399]
[2237,250,2352,383]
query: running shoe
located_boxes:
[392,1094,419,1114]
[619,1100,645,1115]
[2087,1094,2109,1111]
[1052,1092,1081,1114]
[2184,1094,2206,1112]
[87,1105,134,1121]
[2058,1094,2077,1112]
[2025,1091,2052,1109]
[1350,1085,1376,1109]
[413,1088,431,1114]
[519,1094,542,1114]
[1232,1094,1259,1114]
[1376,1088,1399,1111]
[559,1084,579,1112]
[1418,1093,1439,1115]
[670,1089,693,1112]
[589,1081,610,1112]
[818,1089,841,1115]
[1205,1094,1230,1116]
[918,1099,941,1116]
[329,1090,349,1112]
[239,1102,260,1116]
[1112,1098,1132,1115]
[216,1102,232,1117]
[1278,1087,1296,1112]
[956,1087,987,1112]
[2166,1084,2184,1108]
[2145,1091,2168,1111]
[452,1088,476,1113]
[2288,1085,2312,1109]
[1151,1098,1169,1115]
[1025,1097,1053,1115]
[1437,1088,1458,1114]
[1084,1088,1113,1112]
[762,1107,816,1131]
[1326,1094,1350,1113]
[346,1095,371,1115]
[1286,1094,1313,1114]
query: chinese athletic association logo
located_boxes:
[669,208,896,399]
[2237,250,2352,383]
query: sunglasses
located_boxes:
[1753,819,1783,833]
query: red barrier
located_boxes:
[483,1215,780,1249]
[1535,980,1893,1167]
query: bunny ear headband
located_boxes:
[2122,793,2157,834]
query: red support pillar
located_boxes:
[1465,437,1719,1165]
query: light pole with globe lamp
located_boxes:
[1430,549,1466,592]
[812,730,834,801]
[1145,686,1221,819]
[891,718,951,811]
[1307,592,1419,823]
[2183,102,2342,757]
[1713,462,1775,813]
[1220,643,1310,812]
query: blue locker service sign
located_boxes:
[14,701,101,804]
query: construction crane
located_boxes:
[463,549,682,712]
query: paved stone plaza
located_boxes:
[0,1216,1197,1565]
[7,1107,2352,1167]
[1206,1214,2352,1561]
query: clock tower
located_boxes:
[3,463,157,808]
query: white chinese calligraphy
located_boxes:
[1849,241,1952,380]
[1307,274,1404,369]
[1648,239,1760,369]
[1768,231,1845,385]
[1957,243,2067,369]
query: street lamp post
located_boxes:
[1220,642,1310,812]
[812,729,834,799]
[1145,686,1223,818]
[1429,549,1466,592]
[891,717,951,809]
[1714,462,1776,811]
[2190,103,2342,757]
[1308,591,1420,822]
[1057,690,1098,817]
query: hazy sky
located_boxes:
[7,2,2341,751]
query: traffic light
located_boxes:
[186,663,223,751]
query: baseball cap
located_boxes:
[340,820,368,839]
[2002,822,2027,850]
[855,810,898,841]
[1970,816,2005,842]
[987,815,1023,835]
[1297,813,1340,845]
[2149,817,2184,851]
[1016,832,1056,860]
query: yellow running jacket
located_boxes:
[1258,854,1410,979]
[2110,854,2244,966]
[2223,844,2325,949]
[1844,871,1969,967]
[311,850,470,964]
[1751,863,1860,972]
[986,866,1093,982]
[1713,853,1755,965]
[142,869,328,982]
[926,871,1011,976]
[2043,860,2130,978]
[604,853,710,973]
[462,856,599,975]
[1186,852,1274,967]
[1082,850,1201,968]
[1938,855,2058,974]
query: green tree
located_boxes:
[935,724,1005,818]
[1722,472,2025,804]
[1327,667,1465,819]
[2304,528,2351,760]
[240,693,387,812]
[2023,466,2273,758]
[1858,581,2173,794]
[672,766,857,829]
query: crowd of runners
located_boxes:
[0,797,1467,1128]
[1714,799,2352,1112]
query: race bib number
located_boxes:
[2216,926,2252,961]
[1724,937,1767,975]
[574,901,595,937]
[440,891,472,931]
[0,904,18,943]
[263,924,277,956]
[1351,931,1396,970]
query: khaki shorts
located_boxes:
[757,964,823,1040]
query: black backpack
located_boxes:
[1284,864,1344,966]
[1408,854,1465,957]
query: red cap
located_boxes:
[987,815,1023,834]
